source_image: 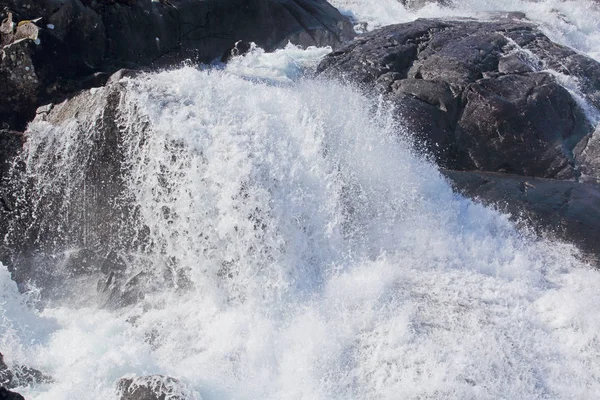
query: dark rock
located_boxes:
[0,387,24,400]
[0,39,42,130]
[1,76,137,300]
[0,130,24,262]
[400,0,452,9]
[0,130,23,183]
[574,126,600,183]
[0,352,53,390]
[317,18,600,181]
[0,0,354,131]
[1,72,184,305]
[220,40,253,63]
[11,364,53,387]
[444,170,600,261]
[116,375,195,400]
[0,353,14,388]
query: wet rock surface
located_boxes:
[0,387,24,400]
[444,170,600,261]
[117,375,196,400]
[0,352,53,391]
[318,17,600,259]
[0,0,354,131]
[1,71,186,305]
[317,18,600,181]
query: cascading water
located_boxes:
[2,1,600,399]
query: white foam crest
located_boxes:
[3,66,600,399]
[329,0,600,60]
[223,43,332,83]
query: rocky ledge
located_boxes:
[317,17,600,261]
[0,0,355,130]
[317,18,600,182]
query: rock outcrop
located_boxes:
[0,387,24,400]
[117,375,198,400]
[443,170,600,260]
[0,0,354,130]
[318,17,600,260]
[0,352,52,390]
[317,18,600,182]
[1,71,187,306]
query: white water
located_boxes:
[2,1,600,398]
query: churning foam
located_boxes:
[2,43,600,400]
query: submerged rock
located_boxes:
[0,353,13,388]
[1,71,187,305]
[317,18,600,182]
[116,375,198,400]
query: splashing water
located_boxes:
[2,35,600,400]
[329,0,600,61]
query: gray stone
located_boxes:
[444,170,600,262]
[116,375,196,400]
[317,18,600,181]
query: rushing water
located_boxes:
[2,1,600,399]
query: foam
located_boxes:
[3,58,600,398]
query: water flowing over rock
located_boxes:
[317,18,600,182]
[116,375,198,400]
[443,170,600,261]
[0,352,52,390]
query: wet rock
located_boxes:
[1,76,137,298]
[220,40,253,63]
[1,72,188,304]
[574,125,600,183]
[0,39,42,130]
[444,170,600,261]
[0,353,13,388]
[116,375,198,400]
[0,130,23,183]
[0,0,354,131]
[401,0,452,9]
[0,352,53,389]
[317,18,600,181]
[0,387,24,400]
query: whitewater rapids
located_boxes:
[3,1,600,399]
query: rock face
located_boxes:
[1,71,186,306]
[0,352,52,390]
[0,388,24,400]
[401,0,452,9]
[0,0,354,130]
[444,170,600,260]
[318,17,600,260]
[317,18,600,182]
[116,375,197,400]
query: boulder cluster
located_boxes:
[317,18,600,257]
